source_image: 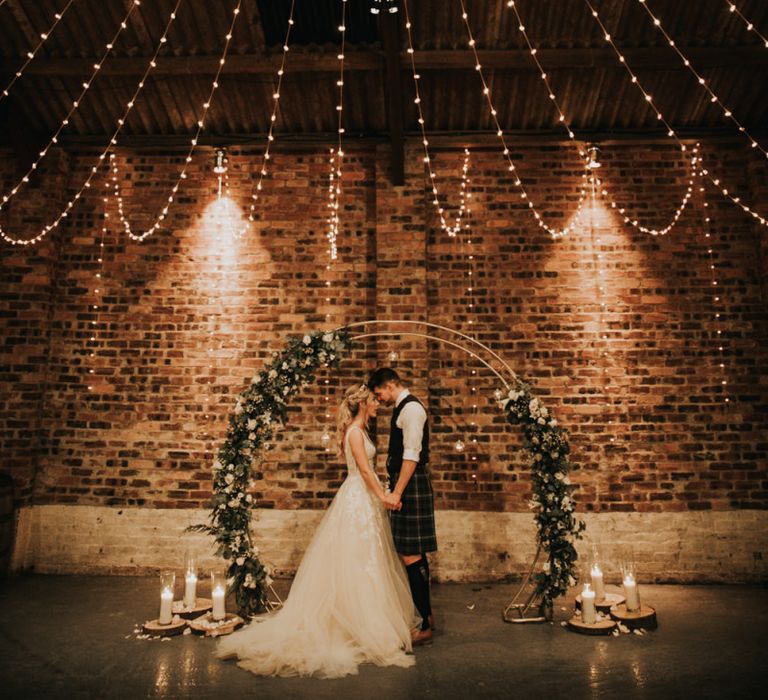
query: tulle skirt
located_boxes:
[216,474,418,678]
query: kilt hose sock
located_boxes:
[406,555,432,631]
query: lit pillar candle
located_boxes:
[623,573,641,612]
[184,573,197,609]
[212,585,226,620]
[590,563,605,602]
[581,582,596,624]
[159,586,174,624]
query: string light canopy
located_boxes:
[0,0,76,101]
[0,0,142,215]
[236,0,296,239]
[634,0,767,158]
[581,0,768,228]
[725,1,768,48]
[0,0,183,246]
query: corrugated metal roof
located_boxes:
[0,0,766,139]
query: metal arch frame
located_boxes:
[334,319,549,623]
[336,319,518,386]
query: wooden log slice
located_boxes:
[142,617,187,636]
[172,597,213,619]
[609,603,658,630]
[187,611,245,637]
[566,615,617,635]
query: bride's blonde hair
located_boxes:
[337,383,372,455]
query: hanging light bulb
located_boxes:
[493,388,504,402]
[213,148,228,174]
[454,439,465,452]
[320,431,332,450]
[586,146,602,169]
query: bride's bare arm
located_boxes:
[348,430,387,502]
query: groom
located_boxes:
[369,368,437,645]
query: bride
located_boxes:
[216,384,419,678]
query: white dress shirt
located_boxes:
[395,389,427,463]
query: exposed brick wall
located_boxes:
[1,141,766,516]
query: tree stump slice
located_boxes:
[575,592,625,614]
[173,598,213,619]
[187,611,244,637]
[609,604,657,630]
[566,615,617,635]
[142,617,187,636]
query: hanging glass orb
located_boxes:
[454,439,465,453]
[320,431,332,450]
[493,388,504,402]
[388,350,399,362]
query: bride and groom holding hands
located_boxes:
[218,367,437,678]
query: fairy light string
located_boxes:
[635,0,767,158]
[695,149,730,405]
[582,0,768,228]
[237,0,296,237]
[1,0,183,246]
[118,0,244,242]
[447,0,589,239]
[724,1,768,48]
[507,0,695,238]
[1,0,77,102]
[0,0,141,212]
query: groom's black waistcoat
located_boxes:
[387,394,430,479]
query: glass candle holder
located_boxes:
[159,571,175,624]
[183,551,198,609]
[211,570,227,621]
[581,582,596,624]
[619,549,641,612]
[588,543,606,603]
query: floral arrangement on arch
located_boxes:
[501,382,586,603]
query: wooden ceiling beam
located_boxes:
[1,46,764,77]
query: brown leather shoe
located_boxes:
[411,627,434,646]
[428,614,435,632]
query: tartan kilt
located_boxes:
[389,467,438,554]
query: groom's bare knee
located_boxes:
[400,553,422,566]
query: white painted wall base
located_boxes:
[11,505,768,584]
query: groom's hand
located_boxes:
[384,492,401,510]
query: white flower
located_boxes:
[282,362,288,370]
[213,460,222,471]
[234,401,243,415]
[540,406,548,418]
[283,386,290,395]
[508,390,520,401]
[537,417,546,425]
[236,557,245,566]
[551,452,559,460]
[268,369,277,379]
[247,418,257,430]
[322,333,333,343]
[542,562,551,573]
[228,498,240,507]
[549,419,558,427]
[245,494,253,503]
[554,472,565,481]
[225,473,234,484]
[248,432,256,441]
[529,398,539,411]
[563,476,571,485]
[303,335,312,345]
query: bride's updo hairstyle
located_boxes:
[336,383,371,455]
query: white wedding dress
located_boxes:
[216,426,418,678]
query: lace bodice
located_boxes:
[344,425,376,476]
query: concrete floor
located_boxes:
[0,576,764,699]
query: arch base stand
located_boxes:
[502,545,552,624]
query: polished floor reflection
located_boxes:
[0,575,764,699]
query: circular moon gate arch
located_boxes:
[193,321,584,618]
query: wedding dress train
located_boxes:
[216,426,418,678]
